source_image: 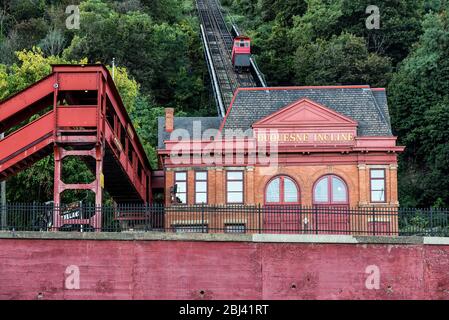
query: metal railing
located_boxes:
[0,203,448,237]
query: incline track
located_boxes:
[197,0,259,116]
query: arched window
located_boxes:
[313,175,348,205]
[265,176,300,204]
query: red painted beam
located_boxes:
[57,73,99,91]
[0,111,54,174]
[56,106,97,128]
[0,75,55,131]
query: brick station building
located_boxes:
[157,86,405,233]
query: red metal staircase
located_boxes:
[0,65,153,230]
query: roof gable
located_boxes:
[252,98,357,129]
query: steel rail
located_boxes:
[196,0,261,115]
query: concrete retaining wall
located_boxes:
[0,232,448,300]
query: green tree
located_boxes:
[64,0,209,111]
[389,10,449,207]
[8,0,46,22]
[107,65,140,113]
[294,33,392,87]
[0,47,75,100]
[289,0,424,64]
[251,22,296,85]
[338,0,424,64]
[140,0,182,23]
[261,0,307,26]
[129,95,188,168]
[290,0,343,46]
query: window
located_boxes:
[332,178,347,202]
[173,224,208,233]
[120,125,126,150]
[370,169,386,203]
[175,172,187,204]
[195,172,208,204]
[265,176,300,204]
[127,144,134,164]
[314,175,348,205]
[314,178,329,203]
[225,224,246,233]
[226,171,244,204]
[106,100,114,129]
[137,162,143,182]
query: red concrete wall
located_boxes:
[0,239,448,300]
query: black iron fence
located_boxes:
[0,203,448,237]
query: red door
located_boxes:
[263,176,302,233]
[313,175,350,234]
[263,205,305,234]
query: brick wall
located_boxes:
[163,164,399,231]
[164,164,398,207]
[0,235,448,300]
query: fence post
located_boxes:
[0,171,5,230]
[159,204,164,233]
[430,207,433,237]
[372,206,376,236]
[31,201,35,231]
[0,203,5,231]
[81,202,85,233]
[144,204,148,232]
[315,206,318,235]
[258,204,262,234]
[201,204,205,233]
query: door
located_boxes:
[313,175,350,234]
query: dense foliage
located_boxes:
[389,10,449,207]
[1,0,449,207]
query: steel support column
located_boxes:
[52,145,104,231]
